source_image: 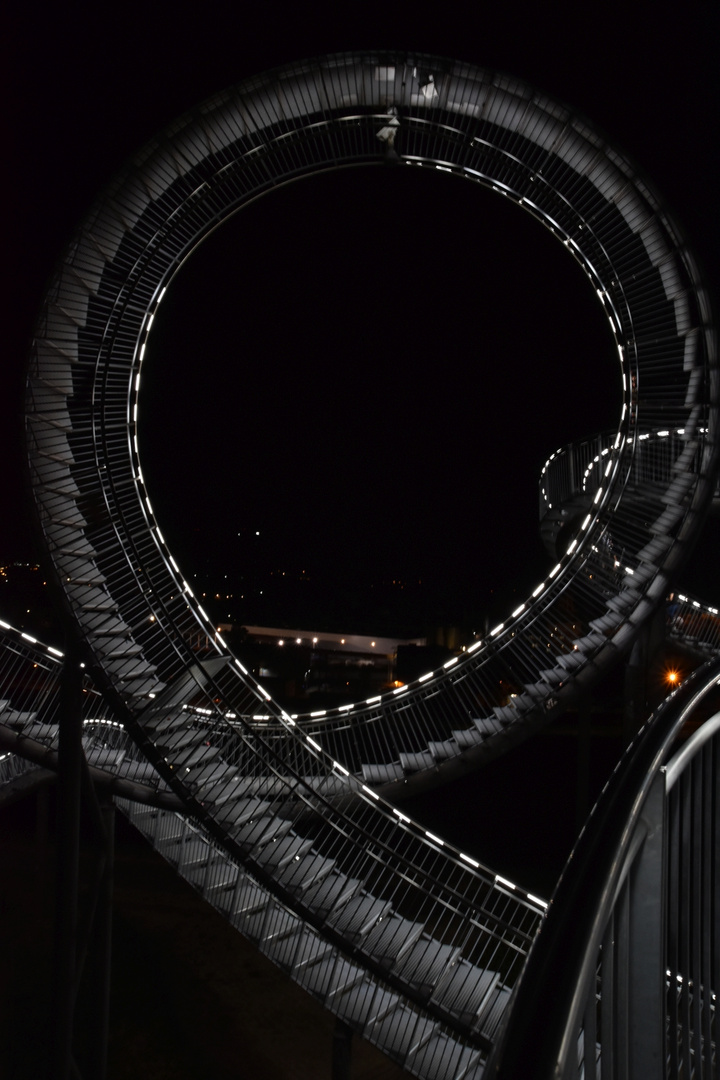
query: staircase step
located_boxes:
[394,940,462,996]
[432,961,499,1025]
[335,980,400,1028]
[328,893,391,940]
[304,872,360,916]
[264,926,331,972]
[298,954,364,1001]
[400,751,435,774]
[234,815,293,850]
[255,833,315,870]
[409,1034,479,1080]
[427,740,460,761]
[477,984,512,1039]
[275,852,336,892]
[364,914,423,966]
[214,796,272,830]
[451,727,484,749]
[243,905,300,945]
[368,1005,437,1061]
[361,762,403,784]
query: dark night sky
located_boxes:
[4,1,719,634]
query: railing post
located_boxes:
[625,768,666,1079]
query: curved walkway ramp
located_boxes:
[488,654,720,1079]
[0,616,544,1078]
[26,52,718,806]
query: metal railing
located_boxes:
[487,656,720,1079]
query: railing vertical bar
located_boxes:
[627,773,665,1079]
[690,755,704,1070]
[614,879,630,1080]
[666,780,681,1078]
[679,772,693,1075]
[700,742,714,1077]
[600,913,615,1080]
[581,961,598,1080]
[713,738,720,1080]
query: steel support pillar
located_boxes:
[51,643,115,1080]
[331,1019,353,1080]
[52,641,83,1080]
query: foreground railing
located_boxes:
[487,657,720,1079]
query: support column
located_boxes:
[331,1019,353,1080]
[52,641,83,1080]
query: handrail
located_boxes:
[486,655,720,1079]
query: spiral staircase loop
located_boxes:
[23,51,718,1075]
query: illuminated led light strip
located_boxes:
[306,736,322,752]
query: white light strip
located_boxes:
[306,737,321,752]
[495,874,516,890]
[425,831,444,845]
[393,808,410,823]
[527,893,548,909]
[490,623,504,637]
[333,760,349,775]
[419,672,433,682]
[362,784,379,800]
[460,852,479,868]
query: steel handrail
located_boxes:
[486,655,720,1078]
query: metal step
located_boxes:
[361,762,404,784]
[263,926,332,973]
[400,751,436,774]
[477,984,511,1038]
[298,954,364,1001]
[155,724,210,754]
[451,727,485,749]
[364,914,423,966]
[328,893,391,940]
[432,961,499,1025]
[335,980,400,1028]
[255,833,315,870]
[243,904,300,945]
[303,871,360,916]
[275,851,336,892]
[214,796,273,830]
[408,1033,479,1080]
[233,815,293,850]
[393,939,461,996]
[427,740,460,761]
[367,1005,437,1062]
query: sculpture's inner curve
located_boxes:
[140,164,621,647]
